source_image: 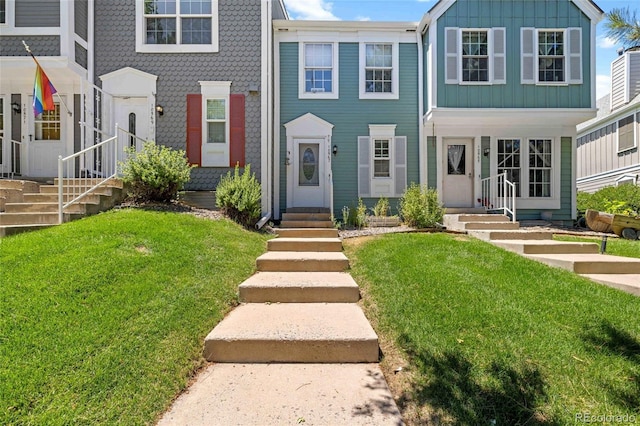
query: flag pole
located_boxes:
[22,40,73,117]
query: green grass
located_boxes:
[0,209,269,425]
[346,233,640,425]
[554,234,640,259]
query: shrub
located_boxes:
[399,183,444,228]
[216,164,262,228]
[355,198,368,229]
[577,185,640,216]
[120,142,194,202]
[372,197,390,217]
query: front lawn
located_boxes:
[0,209,269,425]
[346,233,640,425]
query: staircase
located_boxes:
[0,178,125,237]
[445,211,640,295]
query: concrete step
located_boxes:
[39,185,115,196]
[239,272,360,303]
[0,212,83,225]
[281,212,331,222]
[461,221,520,230]
[0,224,55,237]
[268,237,343,252]
[157,363,402,426]
[257,251,349,272]
[276,228,339,238]
[280,220,334,229]
[286,207,331,214]
[580,274,640,296]
[469,230,554,241]
[203,303,379,363]
[492,240,600,255]
[0,180,40,193]
[444,207,486,214]
[54,177,124,189]
[4,201,97,214]
[526,253,640,274]
[455,214,512,223]
[22,193,101,204]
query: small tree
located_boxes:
[120,142,193,203]
[216,164,262,228]
[605,7,640,50]
[399,183,444,228]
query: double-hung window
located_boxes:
[206,99,226,144]
[373,139,391,178]
[528,139,552,198]
[299,42,338,99]
[359,42,399,99]
[358,125,406,197]
[0,0,6,24]
[136,0,219,53]
[445,27,505,85]
[521,27,582,85]
[199,81,230,167]
[617,115,636,153]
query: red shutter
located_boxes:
[229,94,245,167]
[186,94,202,166]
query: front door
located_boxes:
[443,138,474,207]
[291,138,326,208]
[28,100,65,177]
[114,97,149,164]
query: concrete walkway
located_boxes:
[157,212,403,425]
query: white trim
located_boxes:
[260,0,272,216]
[100,67,158,97]
[417,29,425,185]
[577,164,640,184]
[615,173,639,185]
[359,41,400,100]
[0,0,14,27]
[536,28,568,86]
[616,113,637,154]
[276,28,416,44]
[428,23,437,110]
[199,81,231,167]
[298,42,339,100]
[135,0,219,53]
[60,0,72,57]
[590,21,597,109]
[570,0,605,24]
[274,29,281,220]
[368,125,397,197]
[369,124,397,138]
[274,20,417,33]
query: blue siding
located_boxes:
[436,0,592,109]
[279,42,420,215]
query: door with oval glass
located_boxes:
[442,138,474,207]
[292,138,326,208]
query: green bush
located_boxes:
[372,197,390,217]
[577,185,640,216]
[216,164,262,228]
[354,198,368,229]
[399,183,444,228]
[120,142,194,202]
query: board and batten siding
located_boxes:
[15,0,60,27]
[278,42,420,215]
[435,0,591,109]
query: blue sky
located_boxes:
[282,0,636,98]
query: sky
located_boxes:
[282,0,637,99]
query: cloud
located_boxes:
[597,36,618,49]
[284,0,340,20]
[596,74,611,99]
[355,15,371,21]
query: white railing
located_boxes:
[1,137,22,179]
[480,172,517,221]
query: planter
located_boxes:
[366,216,401,227]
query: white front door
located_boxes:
[114,97,149,164]
[443,138,474,207]
[291,138,326,208]
[28,100,65,177]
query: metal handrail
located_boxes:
[480,172,517,221]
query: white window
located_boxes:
[34,104,61,141]
[497,139,521,197]
[359,42,399,99]
[199,81,230,166]
[136,0,219,53]
[358,125,406,197]
[299,42,339,99]
[445,27,506,85]
[618,114,636,153]
[528,139,552,198]
[521,27,582,85]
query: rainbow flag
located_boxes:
[32,62,57,115]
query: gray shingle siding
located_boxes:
[0,36,60,56]
[94,0,264,190]
[15,0,60,27]
[75,42,87,69]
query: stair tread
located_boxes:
[258,251,348,260]
[240,272,358,288]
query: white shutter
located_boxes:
[394,136,407,197]
[568,27,582,84]
[358,136,371,197]
[521,27,535,84]
[492,28,506,84]
[445,27,459,84]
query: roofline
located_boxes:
[273,20,418,32]
[275,0,290,20]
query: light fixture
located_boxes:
[248,83,260,94]
[156,105,164,116]
[483,147,490,157]
[332,144,338,156]
[11,101,21,115]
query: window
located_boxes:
[0,0,5,24]
[206,99,226,144]
[521,27,582,85]
[445,27,505,85]
[359,42,399,99]
[538,31,564,82]
[136,0,219,53]
[497,139,521,197]
[35,104,61,141]
[618,115,636,153]
[373,139,390,178]
[462,31,488,82]
[528,139,552,197]
[199,81,230,167]
[299,42,338,99]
